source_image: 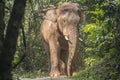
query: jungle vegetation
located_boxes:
[0,0,120,80]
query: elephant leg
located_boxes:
[49,39,60,77]
[67,44,78,76]
[71,50,78,75]
[59,49,68,75]
[43,42,50,72]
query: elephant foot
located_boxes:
[71,64,77,76]
[67,65,72,76]
[50,69,60,78]
[67,67,76,76]
[59,60,66,75]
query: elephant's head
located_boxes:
[56,2,80,41]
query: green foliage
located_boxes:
[84,56,100,68]
[4,0,119,79]
[74,0,120,80]
[13,51,20,65]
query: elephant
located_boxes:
[40,2,81,77]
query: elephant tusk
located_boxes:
[65,36,72,44]
[65,36,69,40]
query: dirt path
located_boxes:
[16,77,73,80]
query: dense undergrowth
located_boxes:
[74,51,120,80]
[8,0,120,79]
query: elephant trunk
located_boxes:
[66,25,78,76]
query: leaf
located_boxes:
[84,23,97,33]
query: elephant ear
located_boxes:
[41,8,57,22]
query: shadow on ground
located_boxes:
[16,77,73,80]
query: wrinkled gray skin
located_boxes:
[40,2,81,77]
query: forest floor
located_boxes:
[15,77,73,80]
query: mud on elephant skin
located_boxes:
[40,2,81,77]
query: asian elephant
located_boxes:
[40,2,81,77]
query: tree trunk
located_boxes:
[0,0,5,57]
[0,0,27,80]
